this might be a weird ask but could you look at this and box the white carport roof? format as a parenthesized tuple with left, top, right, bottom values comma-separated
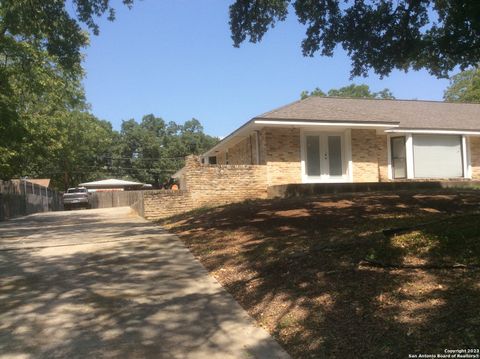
(78, 179, 145, 188)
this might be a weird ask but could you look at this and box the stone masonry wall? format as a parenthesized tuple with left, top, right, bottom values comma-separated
(351, 129, 380, 182)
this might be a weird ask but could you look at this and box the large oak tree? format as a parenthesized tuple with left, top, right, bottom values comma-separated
(229, 0, 480, 78)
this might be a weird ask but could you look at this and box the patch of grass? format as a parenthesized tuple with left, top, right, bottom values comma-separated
(370, 213, 480, 265)
(276, 313, 301, 330)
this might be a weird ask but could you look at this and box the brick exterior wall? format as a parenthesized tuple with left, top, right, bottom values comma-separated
(210, 128, 301, 185)
(228, 134, 257, 165)
(143, 156, 268, 219)
(216, 151, 227, 165)
(263, 127, 302, 185)
(206, 128, 389, 184)
(143, 190, 193, 219)
(213, 133, 259, 165)
(184, 156, 268, 206)
(376, 134, 389, 182)
(141, 131, 480, 220)
(351, 129, 380, 182)
(471, 137, 480, 180)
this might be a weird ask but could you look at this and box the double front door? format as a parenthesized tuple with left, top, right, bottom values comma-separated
(305, 133, 345, 181)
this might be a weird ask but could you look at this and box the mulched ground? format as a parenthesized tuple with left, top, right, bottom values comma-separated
(159, 190, 480, 358)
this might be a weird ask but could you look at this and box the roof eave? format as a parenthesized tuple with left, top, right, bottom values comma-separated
(385, 128, 480, 135)
(253, 118, 400, 128)
(201, 118, 401, 157)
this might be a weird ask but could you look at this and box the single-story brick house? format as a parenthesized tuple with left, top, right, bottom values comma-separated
(141, 96, 480, 219)
(186, 96, 480, 185)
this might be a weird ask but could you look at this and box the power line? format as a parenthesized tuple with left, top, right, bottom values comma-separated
(100, 154, 192, 160)
(68, 165, 182, 171)
(39, 169, 180, 175)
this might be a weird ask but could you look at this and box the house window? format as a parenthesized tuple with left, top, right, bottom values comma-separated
(413, 135, 463, 178)
(208, 156, 217, 165)
(391, 136, 407, 179)
(306, 135, 321, 176)
(328, 136, 342, 176)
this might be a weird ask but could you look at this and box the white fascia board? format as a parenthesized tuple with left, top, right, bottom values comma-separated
(385, 128, 480, 135)
(254, 120, 399, 128)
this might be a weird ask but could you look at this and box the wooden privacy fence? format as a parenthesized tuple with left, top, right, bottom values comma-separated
(88, 191, 144, 217)
(0, 180, 63, 221)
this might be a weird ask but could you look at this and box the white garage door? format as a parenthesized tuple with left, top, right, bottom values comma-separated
(413, 135, 463, 178)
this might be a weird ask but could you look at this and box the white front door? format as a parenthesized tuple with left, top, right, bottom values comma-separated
(304, 133, 346, 182)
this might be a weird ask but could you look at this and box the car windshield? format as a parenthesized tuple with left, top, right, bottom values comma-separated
(67, 188, 87, 193)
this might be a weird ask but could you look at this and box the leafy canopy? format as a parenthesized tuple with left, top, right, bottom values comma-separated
(0, 0, 135, 186)
(301, 84, 395, 100)
(444, 68, 480, 103)
(229, 0, 480, 78)
(0, 0, 134, 148)
(1, 0, 134, 71)
(111, 116, 218, 187)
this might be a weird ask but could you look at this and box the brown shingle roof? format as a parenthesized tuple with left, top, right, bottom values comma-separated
(255, 96, 480, 131)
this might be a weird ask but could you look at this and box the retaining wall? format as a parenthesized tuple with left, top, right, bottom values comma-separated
(142, 156, 268, 220)
(267, 181, 480, 198)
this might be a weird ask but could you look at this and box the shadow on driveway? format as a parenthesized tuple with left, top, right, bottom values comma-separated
(0, 208, 289, 359)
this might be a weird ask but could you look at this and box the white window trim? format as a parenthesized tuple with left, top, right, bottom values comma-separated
(406, 134, 414, 179)
(388, 133, 472, 180)
(463, 135, 472, 179)
(345, 129, 353, 182)
(387, 135, 392, 179)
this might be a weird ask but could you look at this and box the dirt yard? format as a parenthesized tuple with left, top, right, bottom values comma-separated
(160, 190, 480, 359)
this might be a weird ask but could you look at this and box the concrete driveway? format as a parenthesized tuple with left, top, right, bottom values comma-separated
(0, 208, 289, 359)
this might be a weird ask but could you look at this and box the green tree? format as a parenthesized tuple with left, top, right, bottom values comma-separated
(0, 0, 134, 186)
(444, 68, 480, 103)
(300, 87, 325, 99)
(7, 110, 117, 190)
(1, 0, 134, 72)
(229, 0, 480, 78)
(0, 0, 133, 151)
(0, 42, 87, 180)
(116, 115, 218, 187)
(301, 84, 395, 99)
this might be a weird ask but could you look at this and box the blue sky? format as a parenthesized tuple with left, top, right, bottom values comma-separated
(82, 0, 451, 138)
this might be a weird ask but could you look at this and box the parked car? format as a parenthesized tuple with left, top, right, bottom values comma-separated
(63, 187, 90, 210)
